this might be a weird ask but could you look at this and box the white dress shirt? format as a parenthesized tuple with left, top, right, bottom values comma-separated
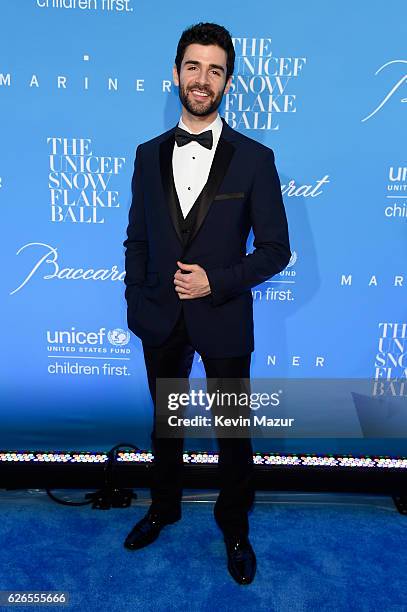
(172, 113, 223, 219)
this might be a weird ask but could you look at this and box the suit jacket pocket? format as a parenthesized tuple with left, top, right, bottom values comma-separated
(214, 192, 245, 201)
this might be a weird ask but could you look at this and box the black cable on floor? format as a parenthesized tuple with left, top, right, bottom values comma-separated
(45, 442, 141, 507)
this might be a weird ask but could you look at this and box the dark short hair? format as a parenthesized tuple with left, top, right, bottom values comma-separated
(175, 22, 235, 81)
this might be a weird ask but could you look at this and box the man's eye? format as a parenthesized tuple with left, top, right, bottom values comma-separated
(212, 71, 220, 76)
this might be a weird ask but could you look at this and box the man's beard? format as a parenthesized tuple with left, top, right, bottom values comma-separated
(178, 81, 225, 117)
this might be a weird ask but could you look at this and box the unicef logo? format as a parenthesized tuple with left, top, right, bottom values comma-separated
(287, 251, 298, 268)
(107, 328, 130, 347)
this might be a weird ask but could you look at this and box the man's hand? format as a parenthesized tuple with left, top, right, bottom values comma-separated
(173, 261, 211, 299)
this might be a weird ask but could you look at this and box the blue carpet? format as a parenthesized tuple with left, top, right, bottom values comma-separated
(0, 490, 406, 612)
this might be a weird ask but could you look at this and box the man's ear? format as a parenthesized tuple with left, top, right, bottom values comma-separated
(224, 75, 232, 95)
(173, 64, 179, 87)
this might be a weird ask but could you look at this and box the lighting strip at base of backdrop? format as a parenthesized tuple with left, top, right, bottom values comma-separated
(1, 451, 406, 469)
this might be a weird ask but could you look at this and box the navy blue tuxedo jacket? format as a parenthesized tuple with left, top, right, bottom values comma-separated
(123, 117, 291, 358)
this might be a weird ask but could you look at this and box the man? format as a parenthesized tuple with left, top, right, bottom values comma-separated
(123, 22, 291, 585)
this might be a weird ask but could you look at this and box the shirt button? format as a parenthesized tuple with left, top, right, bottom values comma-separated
(187, 187, 191, 190)
(192, 157, 195, 160)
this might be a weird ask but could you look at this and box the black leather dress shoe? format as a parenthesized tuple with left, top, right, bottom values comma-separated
(124, 509, 180, 551)
(224, 534, 257, 584)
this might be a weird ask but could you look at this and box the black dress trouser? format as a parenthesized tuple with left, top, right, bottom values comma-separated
(141, 308, 255, 537)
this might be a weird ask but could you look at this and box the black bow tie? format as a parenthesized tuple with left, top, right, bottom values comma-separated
(174, 126, 213, 150)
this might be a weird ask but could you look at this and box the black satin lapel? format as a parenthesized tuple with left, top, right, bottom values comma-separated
(187, 137, 236, 245)
(159, 133, 183, 244)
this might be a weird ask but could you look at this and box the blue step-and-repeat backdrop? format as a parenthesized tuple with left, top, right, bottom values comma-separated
(1, 1, 406, 455)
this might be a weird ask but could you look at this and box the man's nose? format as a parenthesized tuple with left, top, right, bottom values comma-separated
(196, 72, 210, 85)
